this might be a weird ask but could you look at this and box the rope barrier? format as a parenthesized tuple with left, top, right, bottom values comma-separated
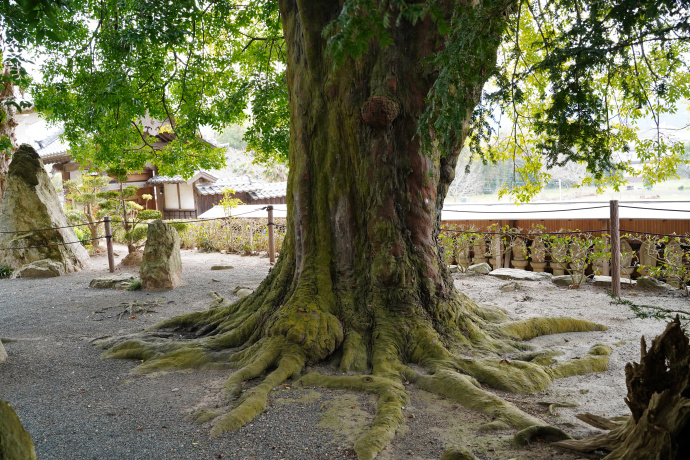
(440, 228, 609, 236)
(619, 205, 690, 213)
(0, 237, 106, 251)
(161, 207, 269, 225)
(0, 220, 106, 234)
(442, 205, 609, 214)
(619, 229, 690, 238)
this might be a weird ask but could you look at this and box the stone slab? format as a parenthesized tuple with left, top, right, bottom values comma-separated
(592, 275, 636, 286)
(488, 268, 552, 281)
(89, 274, 138, 290)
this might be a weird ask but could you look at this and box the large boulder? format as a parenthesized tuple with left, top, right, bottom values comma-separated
(0, 400, 37, 460)
(140, 220, 182, 290)
(0, 144, 89, 276)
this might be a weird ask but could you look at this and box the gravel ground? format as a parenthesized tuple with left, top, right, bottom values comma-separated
(0, 246, 349, 460)
(2, 246, 689, 460)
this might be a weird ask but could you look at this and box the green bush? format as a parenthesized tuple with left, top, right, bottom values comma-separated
(0, 266, 12, 279)
(137, 209, 163, 220)
(179, 218, 286, 255)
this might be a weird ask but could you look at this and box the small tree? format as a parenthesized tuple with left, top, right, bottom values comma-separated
(64, 174, 111, 252)
(98, 185, 161, 254)
(219, 188, 243, 217)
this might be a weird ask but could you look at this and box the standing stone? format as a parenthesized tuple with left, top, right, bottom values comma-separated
(569, 240, 588, 285)
(511, 237, 529, 270)
(620, 240, 635, 280)
(530, 237, 547, 272)
(472, 237, 488, 265)
(0, 144, 89, 276)
(490, 235, 503, 270)
(663, 239, 683, 288)
(638, 239, 658, 276)
(592, 236, 610, 276)
(0, 400, 37, 460)
(0, 340, 6, 363)
(140, 220, 182, 290)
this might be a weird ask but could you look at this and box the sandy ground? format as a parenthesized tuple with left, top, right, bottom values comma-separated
(1, 245, 689, 460)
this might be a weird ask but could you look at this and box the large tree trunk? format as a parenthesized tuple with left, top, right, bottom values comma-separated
(98, 2, 611, 458)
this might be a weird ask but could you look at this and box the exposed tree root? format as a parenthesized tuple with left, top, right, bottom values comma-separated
(554, 317, 690, 459)
(94, 288, 611, 460)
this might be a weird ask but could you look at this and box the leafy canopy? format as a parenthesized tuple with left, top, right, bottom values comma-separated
(23, 0, 690, 199)
(31, 0, 287, 178)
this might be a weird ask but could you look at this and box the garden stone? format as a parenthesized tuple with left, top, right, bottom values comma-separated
(620, 240, 635, 279)
(234, 287, 254, 298)
(89, 274, 138, 290)
(530, 237, 547, 272)
(211, 265, 234, 271)
(638, 240, 657, 276)
(636, 276, 675, 292)
(472, 239, 488, 265)
(511, 237, 529, 270)
(592, 275, 636, 287)
(0, 144, 89, 274)
(499, 281, 520, 292)
(552, 275, 579, 286)
(12, 259, 64, 278)
(140, 220, 182, 290)
(0, 400, 37, 460)
(0, 340, 6, 363)
(489, 268, 552, 281)
(468, 263, 491, 274)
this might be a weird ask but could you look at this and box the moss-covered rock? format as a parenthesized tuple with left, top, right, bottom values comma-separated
(0, 144, 90, 274)
(140, 220, 182, 290)
(0, 400, 37, 460)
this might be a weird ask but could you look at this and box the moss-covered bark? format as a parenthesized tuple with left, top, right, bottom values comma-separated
(96, 2, 612, 459)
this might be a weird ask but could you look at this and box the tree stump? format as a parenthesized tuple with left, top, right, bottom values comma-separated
(555, 317, 690, 459)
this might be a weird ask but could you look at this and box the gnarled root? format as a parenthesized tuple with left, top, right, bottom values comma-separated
(95, 289, 612, 459)
(555, 317, 690, 459)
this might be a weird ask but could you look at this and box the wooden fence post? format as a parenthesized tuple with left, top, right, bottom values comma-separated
(104, 216, 115, 273)
(610, 200, 620, 297)
(267, 206, 275, 264)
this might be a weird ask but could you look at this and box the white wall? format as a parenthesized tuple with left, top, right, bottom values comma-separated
(164, 184, 179, 209)
(179, 183, 195, 210)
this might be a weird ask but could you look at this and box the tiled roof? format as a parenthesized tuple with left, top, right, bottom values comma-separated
(28, 126, 71, 164)
(195, 176, 287, 199)
(147, 171, 219, 185)
(247, 181, 288, 200)
(146, 175, 187, 185)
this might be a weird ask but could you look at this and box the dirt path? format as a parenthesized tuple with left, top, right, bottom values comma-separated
(1, 246, 688, 459)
